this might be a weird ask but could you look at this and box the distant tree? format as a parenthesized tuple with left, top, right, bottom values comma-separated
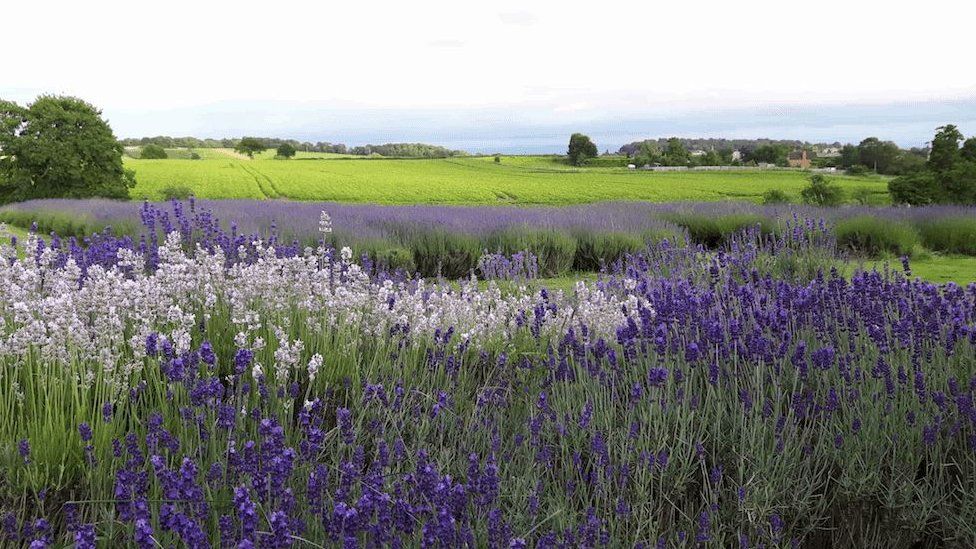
(140, 144, 168, 159)
(0, 95, 135, 204)
(235, 137, 267, 158)
(800, 174, 844, 206)
(838, 144, 860, 168)
(928, 125, 962, 173)
(889, 125, 976, 205)
(749, 144, 789, 166)
(961, 137, 976, 162)
(857, 137, 900, 173)
(494, 154, 501, 163)
(567, 133, 598, 166)
(633, 141, 662, 166)
(276, 143, 297, 159)
(662, 137, 689, 166)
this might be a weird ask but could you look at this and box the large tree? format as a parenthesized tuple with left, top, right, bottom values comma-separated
(857, 137, 900, 173)
(0, 95, 135, 204)
(276, 143, 297, 159)
(889, 124, 976, 205)
(234, 137, 268, 158)
(567, 133, 598, 166)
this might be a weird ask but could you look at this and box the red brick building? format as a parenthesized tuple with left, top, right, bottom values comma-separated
(787, 150, 811, 169)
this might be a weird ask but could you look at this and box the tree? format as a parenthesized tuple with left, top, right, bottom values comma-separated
(140, 144, 168, 159)
(749, 144, 789, 166)
(276, 143, 297, 159)
(800, 174, 844, 206)
(928, 125, 962, 173)
(857, 137, 900, 173)
(567, 133, 598, 166)
(889, 125, 976, 205)
(0, 95, 135, 204)
(961, 137, 976, 162)
(235, 137, 267, 158)
(838, 144, 860, 168)
(662, 137, 689, 166)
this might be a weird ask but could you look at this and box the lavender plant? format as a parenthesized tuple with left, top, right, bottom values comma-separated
(0, 206, 974, 547)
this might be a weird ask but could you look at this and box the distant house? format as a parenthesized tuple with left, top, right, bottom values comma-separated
(689, 149, 707, 157)
(817, 146, 842, 158)
(787, 150, 811, 169)
(731, 150, 743, 162)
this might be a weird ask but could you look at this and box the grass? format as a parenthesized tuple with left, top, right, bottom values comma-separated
(123, 155, 889, 205)
(859, 255, 976, 285)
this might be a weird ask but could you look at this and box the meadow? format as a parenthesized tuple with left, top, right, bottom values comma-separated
(122, 153, 890, 205)
(1, 202, 975, 547)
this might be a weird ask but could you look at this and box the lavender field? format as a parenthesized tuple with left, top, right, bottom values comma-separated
(0, 201, 975, 547)
(3, 199, 976, 279)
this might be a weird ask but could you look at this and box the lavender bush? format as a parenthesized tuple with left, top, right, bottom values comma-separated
(0, 205, 975, 547)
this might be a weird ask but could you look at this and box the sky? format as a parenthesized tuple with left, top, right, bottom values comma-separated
(4, 0, 974, 153)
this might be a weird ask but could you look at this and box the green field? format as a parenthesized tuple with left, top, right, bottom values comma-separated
(123, 154, 889, 204)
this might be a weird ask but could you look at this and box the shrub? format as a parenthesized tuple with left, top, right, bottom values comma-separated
(406, 230, 481, 278)
(664, 212, 777, 248)
(140, 144, 168, 159)
(641, 227, 688, 247)
(835, 216, 920, 257)
(482, 228, 577, 277)
(846, 164, 870, 176)
(801, 174, 844, 207)
(277, 143, 297, 159)
(189, 151, 201, 160)
(915, 217, 976, 255)
(159, 185, 194, 201)
(851, 188, 874, 205)
(371, 246, 416, 273)
(762, 189, 790, 204)
(573, 231, 645, 271)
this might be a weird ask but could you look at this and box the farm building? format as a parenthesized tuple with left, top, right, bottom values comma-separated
(787, 150, 811, 169)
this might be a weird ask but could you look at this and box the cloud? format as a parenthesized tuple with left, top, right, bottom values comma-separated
(497, 10, 538, 26)
(426, 39, 465, 49)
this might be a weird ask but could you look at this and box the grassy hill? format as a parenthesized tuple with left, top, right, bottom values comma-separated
(123, 154, 889, 205)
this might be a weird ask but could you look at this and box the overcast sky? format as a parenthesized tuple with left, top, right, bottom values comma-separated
(4, 0, 974, 152)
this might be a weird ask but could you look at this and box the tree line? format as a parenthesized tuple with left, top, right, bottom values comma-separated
(120, 136, 467, 158)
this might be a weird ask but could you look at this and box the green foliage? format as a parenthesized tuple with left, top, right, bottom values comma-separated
(493, 155, 501, 164)
(0, 95, 135, 204)
(662, 212, 777, 248)
(276, 143, 297, 159)
(928, 124, 962, 173)
(662, 138, 690, 166)
(748, 143, 790, 166)
(835, 216, 919, 257)
(139, 144, 168, 159)
(915, 217, 976, 255)
(234, 137, 267, 158)
(483, 228, 577, 277)
(762, 189, 790, 204)
(851, 187, 873, 205)
(572, 231, 645, 271)
(888, 125, 976, 205)
(801, 174, 844, 207)
(857, 137, 900, 173)
(567, 133, 598, 166)
(0, 208, 138, 239)
(159, 185, 194, 200)
(404, 230, 481, 278)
